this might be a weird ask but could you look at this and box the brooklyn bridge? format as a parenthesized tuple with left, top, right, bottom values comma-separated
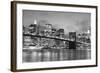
(23, 33, 91, 62)
(22, 20, 91, 62)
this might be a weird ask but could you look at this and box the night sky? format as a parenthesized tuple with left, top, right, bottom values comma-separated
(23, 10, 91, 34)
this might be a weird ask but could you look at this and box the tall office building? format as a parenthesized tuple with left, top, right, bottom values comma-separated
(55, 29, 64, 38)
(29, 24, 37, 34)
(51, 28, 57, 37)
(28, 20, 38, 34)
(45, 24, 52, 36)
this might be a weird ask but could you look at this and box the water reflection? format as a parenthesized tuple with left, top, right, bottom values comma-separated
(23, 49, 91, 62)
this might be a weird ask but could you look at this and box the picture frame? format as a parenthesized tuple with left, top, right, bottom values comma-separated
(11, 1, 98, 72)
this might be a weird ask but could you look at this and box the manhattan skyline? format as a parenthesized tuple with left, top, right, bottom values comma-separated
(23, 10, 91, 34)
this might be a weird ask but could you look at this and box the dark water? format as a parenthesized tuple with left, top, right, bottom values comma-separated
(22, 49, 91, 62)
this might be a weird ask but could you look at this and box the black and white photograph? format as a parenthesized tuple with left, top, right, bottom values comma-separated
(22, 10, 91, 62)
(11, 1, 97, 72)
